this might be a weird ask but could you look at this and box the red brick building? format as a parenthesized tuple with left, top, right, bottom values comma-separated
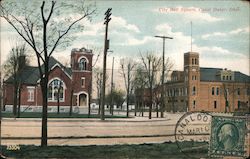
(164, 52, 250, 113)
(135, 52, 250, 113)
(3, 47, 93, 112)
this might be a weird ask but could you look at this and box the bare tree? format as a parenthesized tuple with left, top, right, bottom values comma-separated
(87, 46, 101, 117)
(3, 43, 28, 116)
(140, 52, 161, 119)
(0, 0, 96, 146)
(120, 58, 136, 117)
(133, 65, 147, 116)
(93, 67, 108, 115)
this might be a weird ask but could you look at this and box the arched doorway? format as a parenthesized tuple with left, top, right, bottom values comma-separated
(79, 93, 87, 106)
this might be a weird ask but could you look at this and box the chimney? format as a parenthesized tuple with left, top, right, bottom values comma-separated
(18, 55, 26, 71)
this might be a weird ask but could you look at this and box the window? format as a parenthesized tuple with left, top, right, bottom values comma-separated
(247, 88, 250, 95)
(226, 76, 228, 80)
(212, 87, 215, 95)
(192, 86, 196, 95)
(192, 58, 194, 65)
(238, 101, 241, 109)
(195, 58, 197, 65)
(216, 87, 219, 95)
(192, 75, 196, 80)
(229, 76, 232, 80)
(81, 77, 85, 88)
(27, 87, 35, 102)
(48, 79, 64, 102)
(222, 76, 225, 80)
(237, 88, 240, 95)
(79, 58, 87, 70)
(193, 100, 196, 108)
(214, 101, 217, 109)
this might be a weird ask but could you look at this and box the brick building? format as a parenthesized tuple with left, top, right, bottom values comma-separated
(164, 52, 250, 113)
(3, 47, 93, 113)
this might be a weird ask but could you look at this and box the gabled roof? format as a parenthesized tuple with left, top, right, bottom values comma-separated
(5, 66, 40, 85)
(234, 71, 250, 83)
(200, 67, 250, 83)
(5, 56, 72, 85)
(200, 67, 222, 82)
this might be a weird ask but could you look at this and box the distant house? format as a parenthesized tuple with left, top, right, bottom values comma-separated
(3, 47, 93, 113)
(135, 52, 250, 113)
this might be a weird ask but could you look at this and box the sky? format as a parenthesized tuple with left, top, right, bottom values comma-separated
(1, 0, 249, 78)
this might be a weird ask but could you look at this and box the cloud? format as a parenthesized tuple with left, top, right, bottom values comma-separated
(229, 27, 249, 34)
(194, 46, 246, 58)
(111, 16, 140, 33)
(202, 27, 249, 39)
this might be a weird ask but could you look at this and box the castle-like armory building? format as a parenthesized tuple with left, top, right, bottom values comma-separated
(164, 52, 250, 113)
(3, 47, 93, 113)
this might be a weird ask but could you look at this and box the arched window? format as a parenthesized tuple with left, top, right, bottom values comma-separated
(212, 87, 215, 95)
(192, 86, 196, 95)
(48, 79, 64, 101)
(79, 58, 87, 70)
(216, 87, 220, 95)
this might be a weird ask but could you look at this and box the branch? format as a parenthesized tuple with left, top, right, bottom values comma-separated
(49, 9, 95, 57)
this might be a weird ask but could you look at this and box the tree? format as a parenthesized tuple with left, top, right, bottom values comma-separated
(106, 89, 125, 109)
(87, 46, 101, 117)
(3, 43, 28, 116)
(140, 52, 161, 119)
(120, 58, 136, 117)
(93, 67, 108, 115)
(94, 67, 103, 115)
(133, 65, 147, 116)
(0, 0, 96, 147)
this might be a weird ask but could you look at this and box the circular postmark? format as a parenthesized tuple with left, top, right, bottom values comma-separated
(174, 112, 212, 158)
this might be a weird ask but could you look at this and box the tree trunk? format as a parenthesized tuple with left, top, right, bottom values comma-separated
(156, 103, 159, 118)
(134, 100, 137, 116)
(98, 98, 101, 115)
(69, 89, 73, 116)
(41, 77, 48, 147)
(13, 83, 18, 116)
(126, 94, 129, 117)
(17, 85, 21, 118)
(88, 79, 92, 117)
(57, 97, 60, 114)
(149, 87, 153, 119)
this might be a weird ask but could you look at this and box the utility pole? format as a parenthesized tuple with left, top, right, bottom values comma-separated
(155, 35, 173, 118)
(110, 57, 114, 115)
(0, 16, 3, 157)
(101, 8, 112, 120)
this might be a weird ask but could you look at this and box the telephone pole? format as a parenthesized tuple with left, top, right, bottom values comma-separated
(155, 35, 173, 118)
(101, 8, 112, 120)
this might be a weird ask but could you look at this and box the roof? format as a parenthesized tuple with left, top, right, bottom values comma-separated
(234, 71, 250, 83)
(200, 67, 222, 82)
(5, 56, 72, 85)
(200, 67, 250, 83)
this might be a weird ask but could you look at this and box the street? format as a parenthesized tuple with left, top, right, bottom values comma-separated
(1, 112, 184, 146)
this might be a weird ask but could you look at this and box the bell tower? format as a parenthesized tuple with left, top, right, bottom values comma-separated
(184, 52, 200, 111)
(71, 47, 93, 107)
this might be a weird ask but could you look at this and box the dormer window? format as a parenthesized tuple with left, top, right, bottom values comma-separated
(79, 58, 87, 70)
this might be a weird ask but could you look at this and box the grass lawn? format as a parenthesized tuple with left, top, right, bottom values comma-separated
(1, 112, 128, 118)
(1, 142, 210, 159)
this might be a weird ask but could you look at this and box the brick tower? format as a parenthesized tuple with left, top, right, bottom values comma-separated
(71, 47, 93, 107)
(184, 52, 200, 111)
